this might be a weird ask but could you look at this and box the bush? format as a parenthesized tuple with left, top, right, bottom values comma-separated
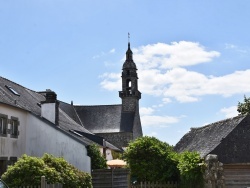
(1, 154, 92, 188)
(86, 144, 107, 169)
(177, 151, 205, 188)
(124, 136, 179, 182)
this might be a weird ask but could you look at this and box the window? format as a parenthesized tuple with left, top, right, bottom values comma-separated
(0, 157, 8, 176)
(10, 117, 19, 138)
(126, 79, 132, 94)
(0, 115, 7, 136)
(5, 85, 20, 96)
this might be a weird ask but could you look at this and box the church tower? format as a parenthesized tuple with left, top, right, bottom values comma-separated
(119, 42, 141, 112)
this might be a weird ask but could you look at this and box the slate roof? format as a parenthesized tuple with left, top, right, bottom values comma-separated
(0, 76, 44, 115)
(120, 112, 135, 132)
(0, 76, 122, 151)
(174, 115, 246, 157)
(74, 105, 122, 133)
(59, 101, 83, 125)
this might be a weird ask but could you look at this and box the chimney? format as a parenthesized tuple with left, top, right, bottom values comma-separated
(41, 90, 59, 125)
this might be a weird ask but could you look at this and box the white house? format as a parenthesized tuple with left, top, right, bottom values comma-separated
(0, 79, 92, 175)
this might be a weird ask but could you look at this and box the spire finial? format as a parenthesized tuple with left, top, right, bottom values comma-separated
(128, 32, 130, 43)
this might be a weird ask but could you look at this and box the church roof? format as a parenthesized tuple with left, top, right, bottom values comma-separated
(174, 115, 246, 157)
(120, 112, 135, 132)
(74, 105, 122, 133)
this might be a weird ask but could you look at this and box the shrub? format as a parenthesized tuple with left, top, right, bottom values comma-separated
(124, 136, 179, 182)
(1, 154, 92, 188)
(86, 144, 107, 169)
(177, 151, 205, 188)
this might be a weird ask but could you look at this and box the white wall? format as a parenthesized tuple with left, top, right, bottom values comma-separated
(0, 104, 28, 158)
(0, 103, 91, 173)
(41, 103, 56, 124)
(25, 114, 91, 173)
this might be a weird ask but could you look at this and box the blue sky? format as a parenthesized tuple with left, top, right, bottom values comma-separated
(1, 1, 250, 145)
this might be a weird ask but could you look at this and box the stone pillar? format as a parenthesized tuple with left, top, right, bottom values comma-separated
(204, 154, 225, 188)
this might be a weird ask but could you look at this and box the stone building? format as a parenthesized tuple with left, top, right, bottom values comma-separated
(67, 42, 143, 148)
(175, 115, 250, 187)
(0, 42, 143, 175)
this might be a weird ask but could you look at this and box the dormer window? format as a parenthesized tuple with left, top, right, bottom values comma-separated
(5, 85, 20, 96)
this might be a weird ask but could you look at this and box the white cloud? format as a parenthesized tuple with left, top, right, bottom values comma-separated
(134, 41, 220, 69)
(100, 41, 250, 104)
(220, 106, 238, 118)
(109, 48, 115, 53)
(225, 43, 249, 54)
(225, 43, 237, 49)
(141, 115, 179, 127)
(140, 107, 154, 115)
(162, 98, 171, 103)
(99, 73, 120, 91)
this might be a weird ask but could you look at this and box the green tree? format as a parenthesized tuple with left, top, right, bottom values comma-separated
(177, 151, 205, 188)
(1, 154, 92, 188)
(237, 95, 250, 115)
(86, 144, 107, 169)
(123, 136, 179, 182)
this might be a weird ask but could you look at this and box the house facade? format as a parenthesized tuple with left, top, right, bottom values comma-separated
(0, 87, 91, 175)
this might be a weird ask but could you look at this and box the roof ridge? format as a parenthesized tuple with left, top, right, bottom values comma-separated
(74, 104, 121, 107)
(190, 114, 246, 130)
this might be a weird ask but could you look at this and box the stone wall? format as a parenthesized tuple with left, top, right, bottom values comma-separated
(204, 154, 225, 188)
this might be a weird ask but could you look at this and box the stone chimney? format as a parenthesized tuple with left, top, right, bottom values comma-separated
(41, 90, 59, 125)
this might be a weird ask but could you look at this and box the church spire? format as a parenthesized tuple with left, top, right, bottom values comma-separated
(126, 42, 133, 61)
(125, 33, 134, 64)
(119, 41, 141, 112)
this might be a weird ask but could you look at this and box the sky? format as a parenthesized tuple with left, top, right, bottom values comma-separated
(1, 1, 250, 145)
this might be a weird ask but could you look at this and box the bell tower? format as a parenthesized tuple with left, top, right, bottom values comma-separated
(119, 42, 141, 112)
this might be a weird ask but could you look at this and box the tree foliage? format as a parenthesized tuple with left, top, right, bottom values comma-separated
(86, 144, 107, 169)
(177, 151, 205, 188)
(123, 136, 179, 182)
(1, 154, 92, 188)
(124, 136, 205, 186)
(237, 95, 250, 115)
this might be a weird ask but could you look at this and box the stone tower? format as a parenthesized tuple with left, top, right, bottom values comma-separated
(119, 42, 141, 112)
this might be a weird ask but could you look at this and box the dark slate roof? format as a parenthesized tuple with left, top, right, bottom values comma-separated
(74, 130, 122, 152)
(0, 76, 44, 115)
(58, 108, 93, 134)
(59, 101, 83, 125)
(0, 77, 106, 145)
(120, 112, 135, 132)
(174, 115, 246, 157)
(74, 105, 122, 133)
